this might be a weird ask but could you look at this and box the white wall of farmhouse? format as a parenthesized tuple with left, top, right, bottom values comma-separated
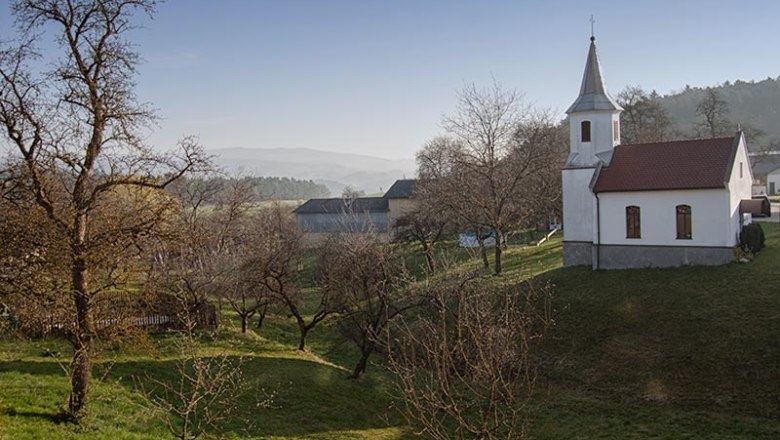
(562, 167, 597, 242)
(767, 169, 780, 195)
(598, 189, 732, 247)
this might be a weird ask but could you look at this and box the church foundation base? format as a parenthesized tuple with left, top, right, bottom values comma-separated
(563, 241, 593, 267)
(593, 245, 734, 270)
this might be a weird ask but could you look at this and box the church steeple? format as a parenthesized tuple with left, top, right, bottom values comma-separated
(567, 37, 622, 114)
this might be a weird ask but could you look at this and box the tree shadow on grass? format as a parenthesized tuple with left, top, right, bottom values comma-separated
(108, 355, 405, 439)
(1, 407, 62, 424)
(1, 355, 407, 438)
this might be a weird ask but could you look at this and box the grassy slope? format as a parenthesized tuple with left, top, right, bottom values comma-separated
(2, 230, 780, 438)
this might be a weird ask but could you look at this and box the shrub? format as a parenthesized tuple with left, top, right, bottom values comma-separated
(740, 223, 766, 254)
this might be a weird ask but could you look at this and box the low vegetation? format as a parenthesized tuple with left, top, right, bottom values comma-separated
(2, 230, 780, 438)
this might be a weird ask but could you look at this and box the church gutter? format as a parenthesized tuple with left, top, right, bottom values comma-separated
(595, 192, 601, 270)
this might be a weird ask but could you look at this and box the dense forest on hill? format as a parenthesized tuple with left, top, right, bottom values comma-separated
(174, 175, 331, 201)
(658, 77, 780, 146)
(252, 176, 331, 199)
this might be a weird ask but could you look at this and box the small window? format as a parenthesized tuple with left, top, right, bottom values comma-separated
(740, 162, 743, 178)
(626, 206, 641, 239)
(581, 120, 591, 142)
(613, 120, 619, 142)
(676, 205, 692, 239)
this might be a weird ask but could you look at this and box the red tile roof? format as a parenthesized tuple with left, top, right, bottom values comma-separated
(593, 135, 739, 193)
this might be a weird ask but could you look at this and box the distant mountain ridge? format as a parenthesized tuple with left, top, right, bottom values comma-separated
(208, 147, 416, 195)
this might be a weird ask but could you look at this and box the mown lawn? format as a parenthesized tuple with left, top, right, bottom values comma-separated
(2, 229, 780, 439)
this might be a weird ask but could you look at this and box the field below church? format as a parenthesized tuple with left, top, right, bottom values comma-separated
(2, 229, 780, 439)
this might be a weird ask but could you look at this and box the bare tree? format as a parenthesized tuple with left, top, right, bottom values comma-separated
(617, 85, 673, 144)
(417, 85, 565, 275)
(0, 1, 211, 420)
(387, 278, 553, 440)
(150, 175, 261, 333)
(319, 232, 422, 379)
(135, 303, 250, 440)
(696, 88, 731, 138)
(244, 204, 335, 351)
(392, 199, 449, 274)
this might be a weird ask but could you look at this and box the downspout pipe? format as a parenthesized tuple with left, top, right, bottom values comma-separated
(595, 192, 601, 270)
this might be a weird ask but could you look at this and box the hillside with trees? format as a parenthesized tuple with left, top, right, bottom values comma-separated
(617, 77, 780, 150)
(661, 77, 780, 143)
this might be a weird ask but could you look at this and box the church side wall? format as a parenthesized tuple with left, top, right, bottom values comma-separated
(562, 168, 597, 266)
(598, 189, 731, 247)
(562, 168, 597, 242)
(728, 136, 755, 246)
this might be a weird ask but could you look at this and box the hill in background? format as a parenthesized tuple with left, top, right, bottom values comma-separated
(209, 147, 416, 196)
(659, 77, 780, 145)
(206, 77, 780, 195)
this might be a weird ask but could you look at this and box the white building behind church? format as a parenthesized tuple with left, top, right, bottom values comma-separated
(562, 36, 754, 269)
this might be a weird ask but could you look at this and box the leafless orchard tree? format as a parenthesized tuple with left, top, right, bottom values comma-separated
(0, 0, 212, 421)
(149, 175, 260, 331)
(135, 302, 250, 440)
(318, 232, 423, 379)
(616, 85, 673, 144)
(417, 84, 566, 274)
(387, 278, 553, 440)
(242, 204, 336, 351)
(392, 197, 450, 274)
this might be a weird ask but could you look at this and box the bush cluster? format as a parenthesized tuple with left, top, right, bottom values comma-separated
(740, 222, 766, 254)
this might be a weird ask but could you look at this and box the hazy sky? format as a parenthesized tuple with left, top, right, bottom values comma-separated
(2, 0, 780, 160)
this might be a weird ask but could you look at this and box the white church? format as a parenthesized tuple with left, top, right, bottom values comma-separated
(562, 36, 754, 269)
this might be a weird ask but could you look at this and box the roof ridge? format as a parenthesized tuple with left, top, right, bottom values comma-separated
(618, 135, 736, 148)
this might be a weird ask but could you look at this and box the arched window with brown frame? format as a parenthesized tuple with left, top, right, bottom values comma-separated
(626, 205, 641, 239)
(676, 205, 692, 239)
(581, 120, 591, 142)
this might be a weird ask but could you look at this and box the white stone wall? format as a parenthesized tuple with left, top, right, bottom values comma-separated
(562, 167, 597, 242)
(597, 189, 732, 247)
(568, 111, 620, 166)
(727, 135, 754, 245)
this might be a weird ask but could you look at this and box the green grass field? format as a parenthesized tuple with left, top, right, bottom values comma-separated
(2, 230, 780, 439)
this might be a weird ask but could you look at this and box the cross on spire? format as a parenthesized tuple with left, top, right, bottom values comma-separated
(590, 15, 596, 41)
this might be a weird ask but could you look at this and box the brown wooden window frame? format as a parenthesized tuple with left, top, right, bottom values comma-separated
(613, 120, 619, 142)
(626, 205, 641, 239)
(581, 120, 591, 142)
(676, 204, 692, 240)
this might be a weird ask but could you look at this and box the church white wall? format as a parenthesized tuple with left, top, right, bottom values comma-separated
(562, 168, 597, 242)
(568, 111, 619, 165)
(728, 135, 755, 245)
(597, 189, 731, 247)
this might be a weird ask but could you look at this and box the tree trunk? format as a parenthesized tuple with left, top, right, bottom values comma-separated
(256, 306, 267, 329)
(68, 336, 93, 421)
(476, 230, 490, 269)
(422, 242, 436, 273)
(494, 230, 503, 275)
(350, 348, 373, 379)
(67, 254, 94, 422)
(297, 325, 310, 351)
(240, 314, 247, 333)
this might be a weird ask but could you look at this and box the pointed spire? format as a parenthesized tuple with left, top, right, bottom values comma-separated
(567, 37, 622, 113)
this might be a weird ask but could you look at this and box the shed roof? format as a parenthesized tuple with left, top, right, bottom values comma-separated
(383, 179, 417, 199)
(593, 134, 741, 193)
(293, 197, 388, 214)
